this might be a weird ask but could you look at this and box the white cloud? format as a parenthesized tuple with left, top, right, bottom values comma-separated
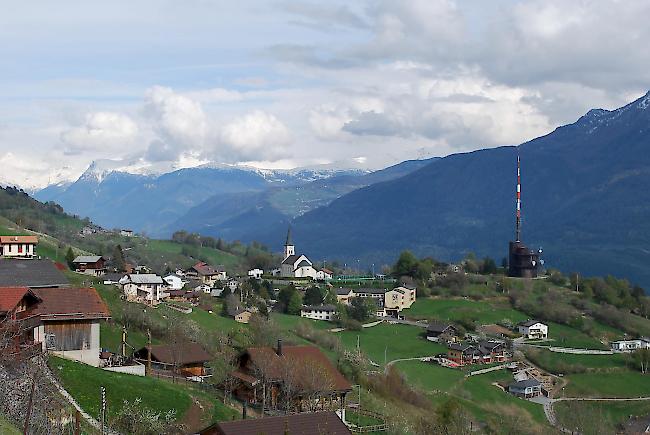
(219, 110, 291, 161)
(60, 111, 138, 155)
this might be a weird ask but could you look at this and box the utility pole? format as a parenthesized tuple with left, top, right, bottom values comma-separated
(356, 335, 360, 357)
(121, 326, 127, 357)
(146, 329, 152, 377)
(100, 386, 106, 435)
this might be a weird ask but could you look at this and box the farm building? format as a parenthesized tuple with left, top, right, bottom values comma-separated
(0, 235, 38, 258)
(72, 255, 106, 276)
(198, 411, 352, 435)
(426, 322, 458, 342)
(133, 342, 212, 377)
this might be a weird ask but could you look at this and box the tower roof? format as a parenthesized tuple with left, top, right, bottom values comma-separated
(285, 226, 293, 246)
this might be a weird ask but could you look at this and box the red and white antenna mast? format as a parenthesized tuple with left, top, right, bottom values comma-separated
(516, 151, 521, 242)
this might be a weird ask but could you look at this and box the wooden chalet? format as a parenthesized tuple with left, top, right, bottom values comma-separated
(232, 340, 352, 415)
(133, 342, 212, 376)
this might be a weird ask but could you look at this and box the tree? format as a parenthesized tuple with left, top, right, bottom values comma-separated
(304, 286, 324, 305)
(393, 251, 419, 278)
(348, 297, 375, 322)
(112, 244, 126, 272)
(287, 292, 303, 315)
(479, 257, 497, 275)
(632, 348, 650, 374)
(65, 247, 75, 270)
(277, 284, 298, 313)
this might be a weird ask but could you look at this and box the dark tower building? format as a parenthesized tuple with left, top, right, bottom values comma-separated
(508, 153, 539, 278)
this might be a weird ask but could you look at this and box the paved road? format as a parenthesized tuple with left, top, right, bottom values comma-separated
(387, 318, 428, 328)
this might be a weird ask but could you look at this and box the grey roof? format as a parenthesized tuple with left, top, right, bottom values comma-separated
(354, 288, 387, 295)
(478, 340, 504, 352)
(73, 255, 104, 263)
(296, 259, 311, 268)
(448, 343, 474, 352)
(303, 304, 337, 312)
(281, 254, 301, 265)
(509, 378, 541, 388)
(285, 226, 293, 246)
(519, 320, 545, 327)
(124, 274, 164, 284)
(0, 259, 69, 288)
(335, 288, 353, 295)
(427, 321, 455, 334)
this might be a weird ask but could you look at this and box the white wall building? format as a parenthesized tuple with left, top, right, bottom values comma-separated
(163, 274, 185, 291)
(301, 305, 337, 321)
(120, 274, 167, 304)
(279, 228, 319, 279)
(248, 268, 264, 279)
(0, 235, 38, 258)
(517, 320, 548, 339)
(611, 338, 650, 352)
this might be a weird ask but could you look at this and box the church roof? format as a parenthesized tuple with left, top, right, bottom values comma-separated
(281, 254, 301, 265)
(295, 259, 311, 268)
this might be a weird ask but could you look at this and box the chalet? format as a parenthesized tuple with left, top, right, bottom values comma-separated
(517, 320, 548, 339)
(186, 262, 227, 286)
(301, 304, 337, 321)
(426, 322, 458, 342)
(477, 340, 508, 363)
(1, 286, 110, 367)
(133, 342, 212, 376)
(447, 343, 479, 366)
(334, 288, 354, 305)
(611, 338, 650, 352)
(447, 340, 508, 365)
(247, 268, 264, 279)
(72, 255, 106, 276)
(163, 274, 185, 291)
(232, 340, 352, 415)
(508, 379, 542, 399)
(119, 273, 167, 304)
(280, 228, 318, 279)
(198, 411, 352, 435)
(0, 259, 69, 288)
(0, 235, 38, 258)
(316, 268, 334, 280)
(227, 304, 253, 323)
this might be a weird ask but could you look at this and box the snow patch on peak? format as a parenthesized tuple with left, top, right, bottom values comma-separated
(638, 91, 650, 110)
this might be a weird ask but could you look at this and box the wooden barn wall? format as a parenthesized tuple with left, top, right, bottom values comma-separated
(44, 320, 91, 351)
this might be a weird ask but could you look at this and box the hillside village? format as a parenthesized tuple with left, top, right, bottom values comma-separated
(1, 193, 650, 435)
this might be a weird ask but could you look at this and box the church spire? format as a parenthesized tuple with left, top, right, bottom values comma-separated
(285, 226, 293, 246)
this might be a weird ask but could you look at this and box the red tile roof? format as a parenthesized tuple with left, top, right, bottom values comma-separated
(192, 262, 219, 276)
(0, 286, 33, 312)
(28, 287, 110, 320)
(0, 235, 38, 244)
(199, 411, 352, 435)
(244, 345, 352, 392)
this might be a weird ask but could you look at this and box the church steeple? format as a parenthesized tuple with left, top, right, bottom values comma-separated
(283, 226, 295, 259)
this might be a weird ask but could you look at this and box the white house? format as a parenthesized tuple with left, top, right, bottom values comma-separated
(248, 268, 264, 279)
(120, 229, 134, 237)
(300, 304, 337, 321)
(517, 320, 548, 339)
(316, 269, 333, 280)
(611, 338, 650, 352)
(226, 279, 239, 292)
(163, 274, 185, 291)
(0, 235, 38, 258)
(120, 273, 167, 304)
(279, 228, 319, 279)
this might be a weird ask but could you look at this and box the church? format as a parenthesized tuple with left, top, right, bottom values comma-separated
(279, 228, 319, 279)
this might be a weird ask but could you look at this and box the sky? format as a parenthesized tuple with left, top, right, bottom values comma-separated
(1, 0, 649, 189)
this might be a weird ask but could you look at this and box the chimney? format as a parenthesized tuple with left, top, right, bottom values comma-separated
(276, 339, 283, 356)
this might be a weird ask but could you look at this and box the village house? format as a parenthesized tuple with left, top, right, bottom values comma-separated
(508, 379, 543, 399)
(247, 268, 264, 279)
(517, 320, 548, 339)
(279, 228, 319, 279)
(227, 304, 253, 323)
(163, 274, 185, 291)
(447, 340, 508, 366)
(301, 304, 337, 321)
(232, 340, 352, 416)
(0, 259, 69, 288)
(120, 273, 168, 304)
(611, 338, 650, 352)
(72, 255, 106, 276)
(426, 321, 458, 342)
(226, 278, 239, 292)
(0, 235, 38, 258)
(383, 286, 416, 316)
(186, 261, 227, 286)
(133, 342, 212, 377)
(0, 286, 110, 367)
(316, 268, 333, 280)
(198, 411, 352, 435)
(119, 229, 134, 237)
(334, 288, 355, 305)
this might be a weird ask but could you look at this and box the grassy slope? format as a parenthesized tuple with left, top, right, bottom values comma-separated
(407, 297, 528, 324)
(144, 239, 241, 269)
(0, 414, 20, 435)
(49, 356, 237, 423)
(563, 371, 650, 398)
(555, 400, 650, 432)
(526, 348, 629, 373)
(337, 323, 446, 365)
